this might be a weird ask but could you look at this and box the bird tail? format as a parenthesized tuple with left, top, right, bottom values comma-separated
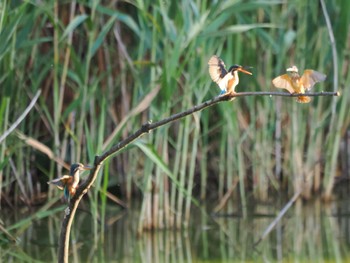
(296, 96, 311, 103)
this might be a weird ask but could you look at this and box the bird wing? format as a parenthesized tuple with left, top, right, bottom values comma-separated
(301, 70, 326, 90)
(272, 74, 295, 94)
(208, 55, 227, 84)
(47, 175, 71, 190)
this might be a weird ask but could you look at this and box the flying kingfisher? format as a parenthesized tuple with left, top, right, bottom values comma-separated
(272, 65, 326, 103)
(208, 55, 252, 95)
(47, 163, 92, 201)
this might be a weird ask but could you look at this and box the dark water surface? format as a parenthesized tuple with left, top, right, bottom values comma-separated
(2, 195, 350, 262)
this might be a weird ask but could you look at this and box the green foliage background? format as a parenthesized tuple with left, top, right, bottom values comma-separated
(0, 0, 349, 212)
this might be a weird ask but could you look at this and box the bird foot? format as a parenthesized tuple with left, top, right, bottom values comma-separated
(227, 91, 237, 101)
(218, 90, 227, 96)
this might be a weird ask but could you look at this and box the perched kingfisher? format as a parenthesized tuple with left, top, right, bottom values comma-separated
(272, 65, 326, 103)
(47, 163, 92, 201)
(208, 55, 252, 95)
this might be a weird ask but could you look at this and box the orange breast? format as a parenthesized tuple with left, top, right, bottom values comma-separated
(291, 77, 305, 93)
(227, 78, 238, 93)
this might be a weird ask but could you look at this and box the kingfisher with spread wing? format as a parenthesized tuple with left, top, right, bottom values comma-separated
(47, 163, 92, 201)
(208, 55, 252, 95)
(272, 65, 326, 103)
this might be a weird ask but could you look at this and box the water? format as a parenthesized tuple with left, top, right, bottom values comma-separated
(2, 195, 350, 262)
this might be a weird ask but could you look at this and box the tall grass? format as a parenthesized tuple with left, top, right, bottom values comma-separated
(0, 0, 349, 233)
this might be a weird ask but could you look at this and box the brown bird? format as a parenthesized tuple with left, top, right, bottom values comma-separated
(272, 65, 326, 103)
(208, 55, 252, 95)
(47, 163, 91, 201)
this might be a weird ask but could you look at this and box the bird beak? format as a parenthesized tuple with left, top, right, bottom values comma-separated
(82, 165, 92, 171)
(237, 67, 252, 75)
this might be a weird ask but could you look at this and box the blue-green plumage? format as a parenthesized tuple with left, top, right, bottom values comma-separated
(64, 186, 70, 201)
(47, 163, 92, 202)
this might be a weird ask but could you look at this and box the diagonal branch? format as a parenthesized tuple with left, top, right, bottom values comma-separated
(57, 90, 339, 263)
(253, 190, 301, 247)
(0, 90, 41, 144)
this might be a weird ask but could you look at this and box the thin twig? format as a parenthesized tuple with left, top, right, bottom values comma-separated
(98, 91, 339, 162)
(233, 91, 339, 97)
(254, 190, 301, 247)
(57, 90, 339, 263)
(213, 177, 239, 213)
(0, 89, 41, 144)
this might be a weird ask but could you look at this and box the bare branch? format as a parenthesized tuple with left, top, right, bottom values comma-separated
(0, 90, 41, 143)
(232, 91, 339, 97)
(57, 90, 339, 263)
(254, 190, 301, 247)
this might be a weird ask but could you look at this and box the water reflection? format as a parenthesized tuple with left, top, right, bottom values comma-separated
(2, 196, 350, 262)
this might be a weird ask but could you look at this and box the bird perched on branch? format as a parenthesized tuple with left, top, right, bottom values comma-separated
(47, 163, 91, 201)
(208, 55, 252, 95)
(272, 65, 326, 103)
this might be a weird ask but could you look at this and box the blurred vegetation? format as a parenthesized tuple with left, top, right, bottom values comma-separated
(0, 0, 349, 232)
(2, 198, 350, 262)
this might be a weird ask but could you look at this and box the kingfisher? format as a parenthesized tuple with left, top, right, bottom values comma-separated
(47, 163, 92, 201)
(208, 55, 252, 95)
(272, 65, 326, 103)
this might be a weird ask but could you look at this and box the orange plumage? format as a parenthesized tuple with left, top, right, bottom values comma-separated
(272, 65, 326, 103)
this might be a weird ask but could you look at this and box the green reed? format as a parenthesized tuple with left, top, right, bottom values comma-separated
(0, 0, 349, 237)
